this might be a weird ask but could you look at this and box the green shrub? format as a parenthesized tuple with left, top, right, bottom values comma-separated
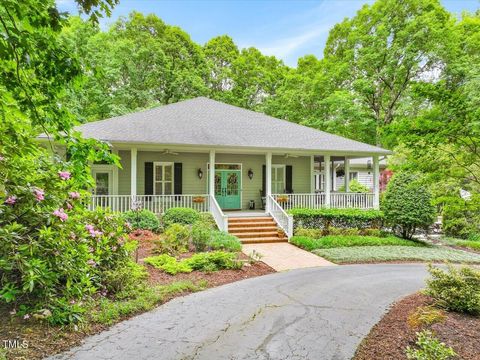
(360, 228, 388, 237)
(289, 208, 384, 232)
(162, 207, 200, 226)
(184, 251, 242, 272)
(208, 231, 242, 252)
(407, 306, 446, 329)
(191, 221, 211, 252)
(197, 212, 218, 229)
(441, 194, 480, 239)
(122, 209, 160, 232)
(155, 223, 190, 255)
(406, 330, 456, 360)
(424, 264, 480, 315)
(145, 251, 242, 274)
(294, 228, 323, 238)
(382, 172, 436, 239)
(144, 254, 192, 275)
(328, 227, 361, 236)
(337, 179, 370, 193)
(103, 261, 148, 295)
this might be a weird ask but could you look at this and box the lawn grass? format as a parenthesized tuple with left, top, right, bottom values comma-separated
(314, 246, 480, 264)
(291, 235, 425, 251)
(440, 237, 480, 251)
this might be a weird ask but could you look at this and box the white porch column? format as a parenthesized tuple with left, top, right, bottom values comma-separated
(373, 155, 380, 210)
(265, 152, 272, 212)
(130, 148, 137, 200)
(310, 155, 315, 193)
(344, 157, 350, 192)
(209, 150, 215, 196)
(324, 155, 331, 207)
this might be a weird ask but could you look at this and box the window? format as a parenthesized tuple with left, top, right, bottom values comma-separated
(314, 172, 325, 191)
(92, 165, 114, 195)
(154, 162, 174, 195)
(349, 172, 358, 181)
(271, 165, 285, 194)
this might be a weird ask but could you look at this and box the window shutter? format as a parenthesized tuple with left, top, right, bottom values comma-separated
(286, 165, 293, 193)
(144, 162, 154, 195)
(262, 165, 266, 196)
(174, 163, 182, 195)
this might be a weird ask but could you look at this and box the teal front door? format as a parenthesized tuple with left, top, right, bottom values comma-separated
(215, 170, 241, 210)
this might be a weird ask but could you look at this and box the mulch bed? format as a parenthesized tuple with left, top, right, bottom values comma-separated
(354, 293, 480, 360)
(1, 234, 275, 360)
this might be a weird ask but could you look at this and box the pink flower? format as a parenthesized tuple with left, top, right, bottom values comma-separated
(69, 300, 76, 305)
(53, 208, 68, 222)
(111, 246, 117, 252)
(58, 171, 71, 180)
(5, 196, 16, 205)
(23, 314, 30, 320)
(66, 203, 73, 210)
(88, 247, 94, 253)
(33, 188, 45, 202)
(0, 155, 4, 161)
(69, 191, 80, 199)
(87, 259, 96, 267)
(85, 224, 102, 237)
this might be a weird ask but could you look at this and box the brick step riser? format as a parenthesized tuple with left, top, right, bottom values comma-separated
(228, 227, 279, 233)
(232, 232, 279, 239)
(228, 218, 274, 223)
(241, 239, 288, 244)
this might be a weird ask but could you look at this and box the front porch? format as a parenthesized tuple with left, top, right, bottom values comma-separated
(88, 148, 381, 239)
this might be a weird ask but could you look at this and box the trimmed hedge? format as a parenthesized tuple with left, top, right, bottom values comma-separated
(289, 208, 384, 232)
(162, 207, 200, 226)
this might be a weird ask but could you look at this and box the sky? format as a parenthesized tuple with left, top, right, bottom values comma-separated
(57, 0, 480, 67)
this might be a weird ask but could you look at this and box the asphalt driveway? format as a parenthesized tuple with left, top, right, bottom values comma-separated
(51, 264, 428, 360)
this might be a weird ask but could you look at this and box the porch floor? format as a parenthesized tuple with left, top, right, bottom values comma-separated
(224, 210, 267, 218)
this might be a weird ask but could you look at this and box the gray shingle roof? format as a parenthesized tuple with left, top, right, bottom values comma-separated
(65, 97, 391, 154)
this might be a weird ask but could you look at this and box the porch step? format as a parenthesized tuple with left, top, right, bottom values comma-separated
(228, 216, 287, 244)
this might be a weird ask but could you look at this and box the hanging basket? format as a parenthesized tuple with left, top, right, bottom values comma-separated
(276, 195, 288, 203)
(192, 196, 206, 203)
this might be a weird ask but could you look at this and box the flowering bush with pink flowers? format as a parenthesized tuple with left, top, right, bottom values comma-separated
(0, 152, 135, 324)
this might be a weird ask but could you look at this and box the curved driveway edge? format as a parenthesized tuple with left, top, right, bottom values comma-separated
(50, 264, 428, 360)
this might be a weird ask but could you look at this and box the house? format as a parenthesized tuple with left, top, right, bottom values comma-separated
(313, 157, 388, 192)
(39, 97, 391, 241)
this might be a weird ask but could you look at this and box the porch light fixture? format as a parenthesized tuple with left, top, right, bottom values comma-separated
(197, 168, 203, 179)
(248, 169, 254, 180)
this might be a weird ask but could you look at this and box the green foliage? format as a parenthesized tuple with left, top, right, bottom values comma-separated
(144, 254, 192, 275)
(441, 237, 480, 251)
(382, 173, 436, 239)
(425, 264, 480, 315)
(289, 208, 384, 232)
(441, 195, 480, 239)
(145, 251, 242, 274)
(90, 281, 205, 325)
(406, 330, 456, 360)
(291, 235, 424, 251)
(123, 209, 160, 232)
(337, 179, 370, 193)
(191, 221, 211, 252)
(102, 261, 148, 295)
(155, 223, 190, 255)
(314, 246, 480, 264)
(184, 251, 242, 272)
(162, 207, 200, 226)
(207, 231, 242, 252)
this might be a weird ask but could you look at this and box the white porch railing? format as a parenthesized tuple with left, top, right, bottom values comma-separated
(330, 192, 374, 209)
(87, 194, 210, 214)
(272, 192, 375, 210)
(209, 194, 228, 232)
(267, 195, 293, 239)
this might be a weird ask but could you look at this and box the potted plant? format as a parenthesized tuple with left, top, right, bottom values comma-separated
(192, 196, 206, 203)
(276, 195, 288, 203)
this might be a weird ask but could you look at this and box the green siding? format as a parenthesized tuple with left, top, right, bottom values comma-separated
(115, 150, 311, 210)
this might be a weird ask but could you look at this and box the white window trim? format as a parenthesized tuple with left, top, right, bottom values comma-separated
(349, 171, 359, 181)
(271, 164, 286, 194)
(91, 164, 115, 195)
(153, 162, 174, 195)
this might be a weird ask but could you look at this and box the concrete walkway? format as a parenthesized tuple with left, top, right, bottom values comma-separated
(242, 242, 335, 271)
(50, 264, 428, 360)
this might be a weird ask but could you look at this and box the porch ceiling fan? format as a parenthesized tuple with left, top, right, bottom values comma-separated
(284, 153, 299, 158)
(159, 149, 179, 155)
